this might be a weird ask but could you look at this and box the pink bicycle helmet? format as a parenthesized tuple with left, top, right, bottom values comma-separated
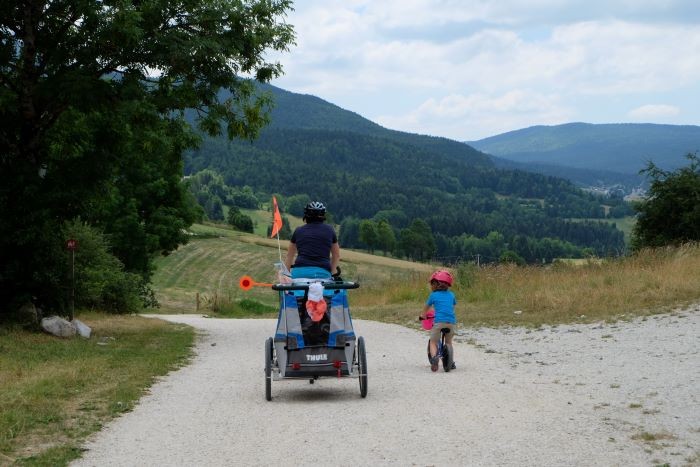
(430, 270, 453, 286)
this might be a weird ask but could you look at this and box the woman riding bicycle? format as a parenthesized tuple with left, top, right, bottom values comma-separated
(284, 201, 341, 280)
(419, 270, 456, 372)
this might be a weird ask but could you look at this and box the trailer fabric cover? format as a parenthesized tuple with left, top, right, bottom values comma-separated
(274, 289, 355, 349)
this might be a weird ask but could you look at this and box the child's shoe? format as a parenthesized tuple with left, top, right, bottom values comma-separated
(430, 356, 439, 372)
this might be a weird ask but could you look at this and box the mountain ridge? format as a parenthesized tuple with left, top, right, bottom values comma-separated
(468, 122, 700, 175)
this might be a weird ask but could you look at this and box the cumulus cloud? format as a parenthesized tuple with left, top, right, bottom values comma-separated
(376, 91, 574, 140)
(628, 104, 681, 120)
(271, 1, 700, 139)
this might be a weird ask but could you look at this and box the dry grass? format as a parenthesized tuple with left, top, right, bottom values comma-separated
(354, 244, 700, 327)
(457, 244, 700, 326)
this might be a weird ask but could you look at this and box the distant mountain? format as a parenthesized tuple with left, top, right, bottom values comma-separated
(468, 123, 700, 175)
(259, 84, 493, 168)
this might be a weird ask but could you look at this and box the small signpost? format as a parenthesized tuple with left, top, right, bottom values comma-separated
(67, 239, 78, 320)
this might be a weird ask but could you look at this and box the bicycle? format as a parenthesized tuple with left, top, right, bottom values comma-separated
(419, 317, 455, 372)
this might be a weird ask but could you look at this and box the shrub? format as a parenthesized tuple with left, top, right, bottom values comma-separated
(633, 153, 700, 249)
(62, 220, 153, 313)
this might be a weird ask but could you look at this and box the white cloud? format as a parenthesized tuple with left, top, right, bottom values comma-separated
(627, 104, 681, 120)
(271, 1, 700, 139)
(376, 91, 574, 140)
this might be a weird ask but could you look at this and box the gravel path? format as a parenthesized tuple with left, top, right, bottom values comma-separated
(73, 307, 699, 467)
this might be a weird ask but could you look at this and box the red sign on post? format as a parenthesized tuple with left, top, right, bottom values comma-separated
(66, 239, 78, 251)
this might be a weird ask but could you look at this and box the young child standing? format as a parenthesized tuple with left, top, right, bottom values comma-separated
(419, 270, 456, 372)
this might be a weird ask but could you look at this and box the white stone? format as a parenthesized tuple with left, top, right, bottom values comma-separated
(72, 319, 92, 338)
(41, 316, 76, 338)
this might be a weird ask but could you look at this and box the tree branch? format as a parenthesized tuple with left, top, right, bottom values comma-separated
(37, 7, 82, 76)
(0, 74, 19, 93)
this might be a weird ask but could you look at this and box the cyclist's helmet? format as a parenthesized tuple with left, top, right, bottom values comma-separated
(303, 201, 326, 221)
(430, 270, 453, 287)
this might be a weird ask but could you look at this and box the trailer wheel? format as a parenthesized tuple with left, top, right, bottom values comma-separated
(357, 336, 368, 398)
(265, 337, 273, 401)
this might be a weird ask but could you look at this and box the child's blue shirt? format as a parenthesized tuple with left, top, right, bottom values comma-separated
(426, 290, 456, 324)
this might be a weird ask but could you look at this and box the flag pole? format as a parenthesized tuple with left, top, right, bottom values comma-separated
(270, 195, 284, 264)
(276, 231, 282, 263)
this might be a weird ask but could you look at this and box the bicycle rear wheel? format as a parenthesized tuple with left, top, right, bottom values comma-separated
(442, 343, 453, 372)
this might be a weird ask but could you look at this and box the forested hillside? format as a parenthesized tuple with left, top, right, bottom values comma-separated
(185, 85, 630, 264)
(469, 122, 700, 175)
(491, 156, 644, 191)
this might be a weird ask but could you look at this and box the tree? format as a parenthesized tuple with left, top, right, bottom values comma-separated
(399, 219, 436, 261)
(632, 154, 700, 249)
(339, 217, 361, 248)
(266, 215, 291, 239)
(189, 170, 229, 201)
(227, 206, 254, 233)
(205, 196, 225, 221)
(228, 186, 259, 209)
(359, 220, 379, 253)
(499, 250, 525, 266)
(376, 219, 396, 255)
(0, 0, 295, 315)
(278, 215, 292, 240)
(284, 194, 311, 217)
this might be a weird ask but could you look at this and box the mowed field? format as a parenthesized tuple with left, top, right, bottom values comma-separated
(152, 223, 433, 313)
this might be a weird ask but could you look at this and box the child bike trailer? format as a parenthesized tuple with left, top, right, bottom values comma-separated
(264, 279, 367, 401)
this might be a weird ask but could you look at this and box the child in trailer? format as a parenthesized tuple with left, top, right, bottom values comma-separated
(419, 270, 457, 372)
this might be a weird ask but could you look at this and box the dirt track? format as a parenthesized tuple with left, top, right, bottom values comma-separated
(72, 310, 699, 466)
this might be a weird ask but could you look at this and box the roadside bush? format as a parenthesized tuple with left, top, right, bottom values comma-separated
(633, 153, 700, 249)
(62, 220, 152, 313)
(499, 250, 526, 266)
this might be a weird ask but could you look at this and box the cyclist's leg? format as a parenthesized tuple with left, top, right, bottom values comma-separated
(445, 327, 454, 344)
(428, 326, 441, 371)
(428, 326, 441, 357)
(444, 324, 456, 369)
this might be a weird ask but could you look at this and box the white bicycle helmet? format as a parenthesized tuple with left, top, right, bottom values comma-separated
(303, 201, 326, 220)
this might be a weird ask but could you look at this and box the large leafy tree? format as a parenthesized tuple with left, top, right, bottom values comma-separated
(0, 0, 294, 314)
(632, 153, 700, 249)
(399, 219, 436, 261)
(375, 219, 396, 255)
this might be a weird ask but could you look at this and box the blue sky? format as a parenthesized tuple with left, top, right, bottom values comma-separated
(269, 0, 700, 141)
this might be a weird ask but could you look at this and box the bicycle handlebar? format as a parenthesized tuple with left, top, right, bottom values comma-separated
(271, 281, 360, 291)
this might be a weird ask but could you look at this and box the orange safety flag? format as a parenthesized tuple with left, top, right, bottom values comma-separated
(270, 196, 283, 238)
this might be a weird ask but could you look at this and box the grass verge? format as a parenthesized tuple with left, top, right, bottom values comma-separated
(0, 312, 195, 466)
